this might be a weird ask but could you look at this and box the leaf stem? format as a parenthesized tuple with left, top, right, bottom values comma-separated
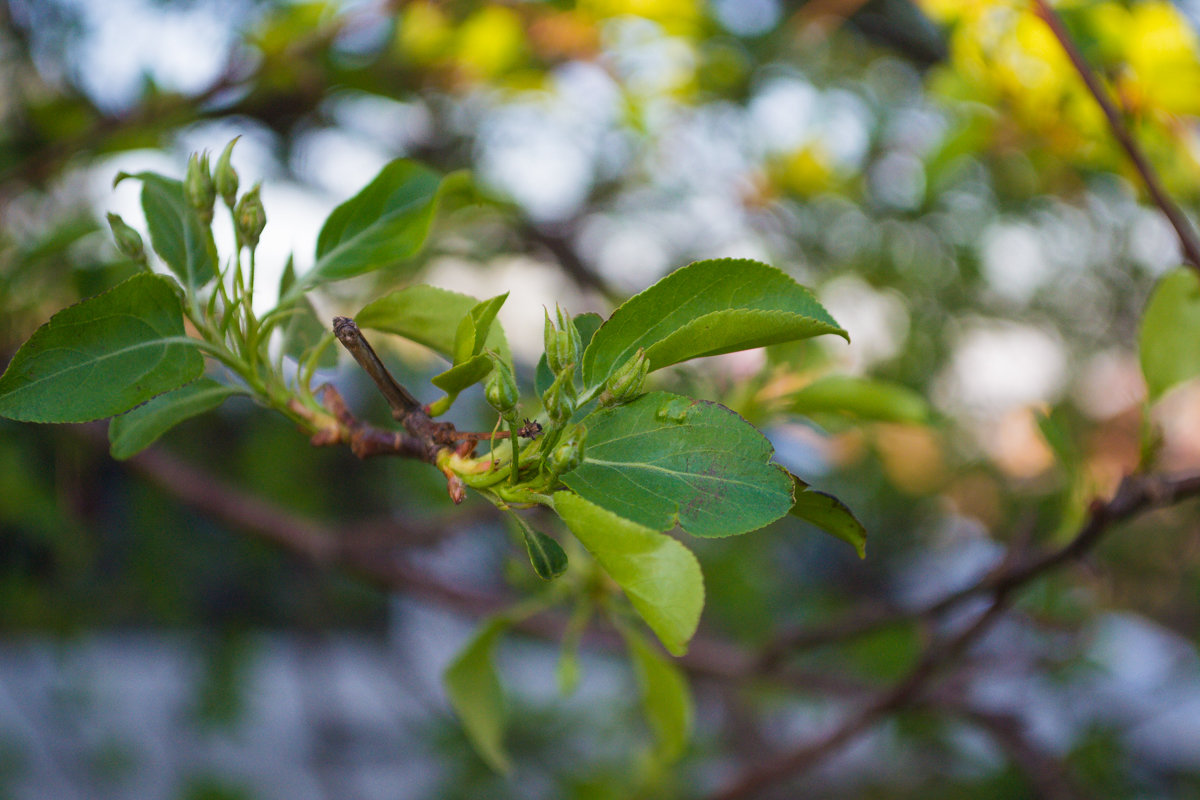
(508, 419, 521, 486)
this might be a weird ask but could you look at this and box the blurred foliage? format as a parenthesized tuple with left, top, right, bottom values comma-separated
(6, 0, 1200, 797)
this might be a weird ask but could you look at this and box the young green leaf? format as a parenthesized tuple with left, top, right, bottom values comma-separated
(789, 475, 867, 558)
(108, 378, 241, 459)
(304, 159, 447, 287)
(118, 172, 217, 289)
(582, 259, 846, 388)
(453, 292, 509, 365)
(507, 510, 568, 580)
(553, 492, 704, 656)
(1139, 266, 1200, 401)
(423, 292, 512, 415)
(786, 375, 929, 424)
(431, 353, 493, 395)
(536, 312, 603, 396)
(0, 274, 204, 423)
(620, 625, 694, 763)
(561, 392, 794, 537)
(443, 618, 511, 773)
(355, 285, 511, 363)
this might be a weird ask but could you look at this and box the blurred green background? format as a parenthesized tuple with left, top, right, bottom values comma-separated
(4, 0, 1200, 797)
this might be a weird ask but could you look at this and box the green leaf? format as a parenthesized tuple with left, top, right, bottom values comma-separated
(1139, 267, 1200, 401)
(790, 475, 867, 558)
(453, 292, 509, 364)
(561, 392, 794, 537)
(582, 259, 846, 388)
(305, 159, 446, 287)
(553, 492, 704, 656)
(507, 510, 568, 580)
(786, 375, 928, 424)
(108, 378, 240, 459)
(536, 312, 603, 396)
(620, 625, 694, 763)
(443, 618, 511, 773)
(120, 172, 216, 289)
(431, 353, 493, 394)
(0, 274, 204, 422)
(355, 285, 511, 363)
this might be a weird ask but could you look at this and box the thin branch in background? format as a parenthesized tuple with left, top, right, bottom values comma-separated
(757, 472, 1200, 669)
(91, 418, 1200, 800)
(709, 597, 1012, 800)
(103, 427, 873, 699)
(1031, 0, 1200, 272)
(712, 471, 1200, 799)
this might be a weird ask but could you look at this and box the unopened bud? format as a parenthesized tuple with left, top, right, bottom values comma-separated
(484, 355, 520, 420)
(214, 137, 240, 209)
(106, 213, 144, 263)
(185, 151, 216, 225)
(544, 305, 581, 375)
(542, 367, 577, 424)
(598, 348, 648, 407)
(547, 426, 586, 475)
(234, 183, 266, 251)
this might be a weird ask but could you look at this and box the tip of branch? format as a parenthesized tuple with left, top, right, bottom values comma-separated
(332, 316, 357, 341)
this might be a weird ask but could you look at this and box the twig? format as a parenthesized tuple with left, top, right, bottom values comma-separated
(330, 317, 470, 501)
(332, 317, 425, 424)
(523, 222, 621, 303)
(1031, 0, 1200, 272)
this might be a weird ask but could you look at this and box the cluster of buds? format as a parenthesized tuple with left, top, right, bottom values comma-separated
(598, 348, 648, 407)
(182, 139, 264, 252)
(544, 305, 581, 375)
(542, 305, 581, 423)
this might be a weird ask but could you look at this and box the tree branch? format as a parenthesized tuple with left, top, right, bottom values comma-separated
(713, 470, 1200, 799)
(1031, 0, 1200, 272)
(709, 596, 1011, 800)
(758, 472, 1200, 669)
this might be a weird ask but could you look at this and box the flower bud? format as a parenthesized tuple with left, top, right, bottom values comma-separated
(185, 151, 216, 225)
(547, 426, 586, 475)
(106, 213, 145, 263)
(542, 367, 577, 424)
(234, 183, 266, 251)
(214, 137, 240, 209)
(560, 305, 582, 361)
(484, 356, 520, 420)
(598, 348, 648, 407)
(544, 305, 581, 375)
